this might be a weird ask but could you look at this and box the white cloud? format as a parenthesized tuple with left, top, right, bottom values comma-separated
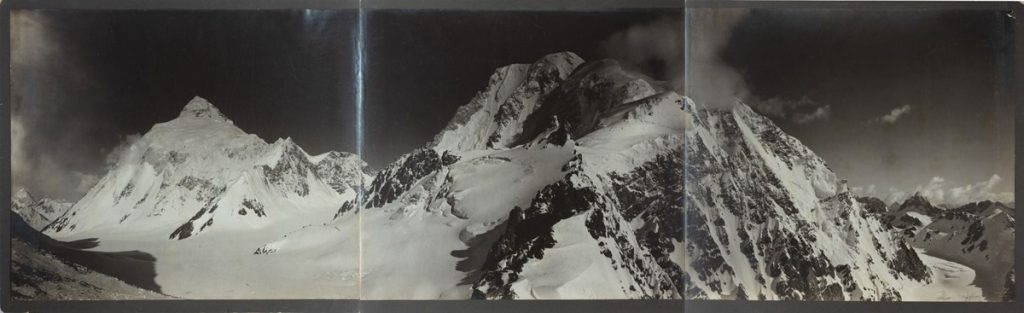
(946, 174, 1013, 206)
(851, 184, 877, 196)
(11, 116, 28, 189)
(601, 16, 684, 92)
(104, 133, 142, 167)
(684, 8, 752, 109)
(794, 105, 831, 124)
(867, 174, 1014, 207)
(885, 187, 908, 205)
(915, 176, 947, 204)
(874, 104, 912, 124)
(73, 171, 100, 194)
(751, 95, 831, 124)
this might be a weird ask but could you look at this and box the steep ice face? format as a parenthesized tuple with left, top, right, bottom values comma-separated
(45, 97, 365, 241)
(312, 151, 371, 194)
(431, 52, 585, 151)
(682, 99, 929, 300)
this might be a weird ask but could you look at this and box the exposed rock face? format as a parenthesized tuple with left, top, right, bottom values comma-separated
(473, 154, 680, 299)
(364, 148, 451, 208)
(358, 52, 689, 299)
(356, 51, 937, 301)
(682, 100, 930, 300)
(1003, 269, 1016, 301)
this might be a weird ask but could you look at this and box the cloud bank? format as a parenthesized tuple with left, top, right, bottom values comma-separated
(601, 16, 685, 92)
(11, 11, 102, 201)
(854, 174, 1014, 207)
(750, 95, 832, 124)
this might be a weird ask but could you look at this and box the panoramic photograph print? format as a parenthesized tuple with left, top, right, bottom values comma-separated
(9, 9, 363, 299)
(8, 2, 1017, 308)
(357, 9, 686, 299)
(683, 8, 1016, 301)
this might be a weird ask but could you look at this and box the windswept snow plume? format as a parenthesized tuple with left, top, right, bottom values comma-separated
(600, 9, 751, 110)
(684, 8, 750, 110)
(104, 134, 143, 167)
(601, 16, 685, 91)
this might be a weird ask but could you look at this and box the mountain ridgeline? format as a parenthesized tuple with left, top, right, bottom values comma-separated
(10, 51, 1013, 300)
(42, 96, 365, 241)
(866, 194, 1015, 301)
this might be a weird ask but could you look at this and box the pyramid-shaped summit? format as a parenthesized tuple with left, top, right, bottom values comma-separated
(178, 96, 230, 122)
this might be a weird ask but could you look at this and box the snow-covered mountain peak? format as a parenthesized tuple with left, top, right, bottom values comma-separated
(178, 96, 230, 122)
(534, 51, 585, 76)
(895, 192, 942, 214)
(11, 189, 72, 231)
(13, 187, 35, 206)
(45, 96, 364, 240)
(430, 52, 586, 151)
(125, 98, 269, 173)
(515, 58, 663, 145)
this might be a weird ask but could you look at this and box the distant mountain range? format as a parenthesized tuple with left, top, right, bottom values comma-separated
(10, 51, 1014, 301)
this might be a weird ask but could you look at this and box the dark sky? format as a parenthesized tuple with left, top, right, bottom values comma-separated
(716, 9, 1015, 205)
(11, 10, 359, 200)
(11, 9, 682, 201)
(363, 10, 682, 168)
(16, 8, 1007, 206)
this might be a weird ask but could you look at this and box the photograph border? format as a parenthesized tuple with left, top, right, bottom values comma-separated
(1, 0, 1019, 312)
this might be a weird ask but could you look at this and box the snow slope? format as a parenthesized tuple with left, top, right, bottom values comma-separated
(899, 249, 985, 301)
(884, 197, 1016, 301)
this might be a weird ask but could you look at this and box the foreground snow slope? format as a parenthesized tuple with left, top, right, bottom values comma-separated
(10, 211, 170, 300)
(11, 238, 170, 300)
(900, 249, 985, 301)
